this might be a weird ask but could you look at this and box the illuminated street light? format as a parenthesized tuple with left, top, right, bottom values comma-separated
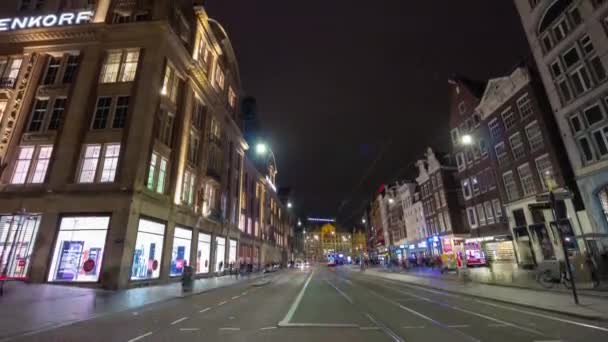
(388, 198, 395, 204)
(461, 134, 473, 146)
(255, 143, 268, 155)
(298, 220, 302, 226)
(362, 218, 366, 224)
(287, 202, 293, 208)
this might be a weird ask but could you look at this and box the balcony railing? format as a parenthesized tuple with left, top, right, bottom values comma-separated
(0, 77, 16, 89)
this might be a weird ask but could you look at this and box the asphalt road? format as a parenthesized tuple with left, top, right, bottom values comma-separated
(10, 265, 608, 342)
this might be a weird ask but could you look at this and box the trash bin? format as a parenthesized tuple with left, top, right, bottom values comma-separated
(182, 266, 194, 292)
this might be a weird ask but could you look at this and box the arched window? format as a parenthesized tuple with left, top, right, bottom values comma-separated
(538, 0, 573, 33)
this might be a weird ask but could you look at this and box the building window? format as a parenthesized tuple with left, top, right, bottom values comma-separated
(509, 133, 526, 160)
(599, 186, 608, 225)
(502, 107, 517, 130)
(517, 93, 534, 119)
(570, 65, 593, 95)
(557, 78, 573, 104)
(517, 163, 537, 196)
(147, 152, 168, 194)
(485, 201, 495, 224)
(192, 100, 206, 130)
(467, 207, 477, 228)
(43, 56, 61, 85)
(489, 118, 501, 140)
(99, 144, 120, 183)
(592, 126, 608, 157)
(170, 227, 192, 277)
(157, 110, 175, 147)
(569, 112, 584, 134)
(131, 219, 166, 280)
(458, 101, 466, 114)
(495, 142, 509, 166)
(525, 121, 544, 151)
(503, 171, 520, 201)
(471, 176, 480, 196)
(161, 64, 180, 103)
(456, 152, 465, 171)
(476, 204, 486, 226)
(552, 18, 570, 42)
(578, 136, 595, 163)
(479, 138, 488, 158)
(182, 170, 195, 206)
(27, 99, 49, 132)
(187, 131, 200, 165)
(47, 216, 110, 283)
(62, 55, 80, 83)
(228, 87, 237, 109)
(0, 57, 22, 88)
(10, 145, 53, 184)
(48, 98, 66, 130)
(91, 96, 130, 130)
(451, 128, 460, 147)
(99, 49, 140, 83)
(535, 154, 555, 191)
(583, 103, 605, 127)
(91, 97, 111, 130)
(78, 143, 120, 183)
(462, 178, 472, 200)
(492, 199, 503, 219)
(213, 65, 225, 90)
(197, 233, 211, 274)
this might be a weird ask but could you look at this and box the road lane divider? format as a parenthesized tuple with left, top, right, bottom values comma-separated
(126, 331, 152, 342)
(278, 270, 314, 327)
(170, 317, 189, 325)
(325, 280, 354, 304)
(365, 313, 405, 342)
(199, 307, 211, 313)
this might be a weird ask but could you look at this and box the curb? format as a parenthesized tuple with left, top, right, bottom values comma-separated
(364, 270, 608, 323)
(178, 273, 269, 298)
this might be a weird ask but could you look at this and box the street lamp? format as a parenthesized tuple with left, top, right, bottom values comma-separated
(362, 218, 366, 224)
(461, 134, 473, 146)
(255, 143, 268, 155)
(460, 133, 474, 279)
(287, 202, 293, 209)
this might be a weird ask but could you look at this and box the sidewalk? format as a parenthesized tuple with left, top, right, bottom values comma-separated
(0, 272, 270, 340)
(390, 266, 608, 297)
(355, 266, 608, 321)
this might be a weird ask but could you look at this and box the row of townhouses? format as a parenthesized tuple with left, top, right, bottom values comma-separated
(0, 0, 295, 290)
(367, 0, 608, 277)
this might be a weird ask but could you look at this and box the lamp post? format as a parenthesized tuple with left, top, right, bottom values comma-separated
(460, 134, 475, 280)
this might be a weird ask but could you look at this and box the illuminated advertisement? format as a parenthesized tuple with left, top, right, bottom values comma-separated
(170, 227, 192, 277)
(197, 233, 211, 274)
(0, 11, 94, 32)
(131, 219, 165, 280)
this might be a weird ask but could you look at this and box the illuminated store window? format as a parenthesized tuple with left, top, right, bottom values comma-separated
(131, 218, 166, 280)
(0, 215, 41, 280)
(197, 233, 211, 274)
(47, 216, 110, 282)
(170, 227, 192, 277)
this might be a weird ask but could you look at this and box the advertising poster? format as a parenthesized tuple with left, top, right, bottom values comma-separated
(55, 241, 84, 281)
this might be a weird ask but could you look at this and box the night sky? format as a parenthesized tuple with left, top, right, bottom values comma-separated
(206, 0, 531, 226)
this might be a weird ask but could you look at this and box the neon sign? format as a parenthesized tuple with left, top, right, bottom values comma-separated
(0, 11, 94, 32)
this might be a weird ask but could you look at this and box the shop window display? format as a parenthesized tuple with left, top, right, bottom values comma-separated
(48, 216, 109, 282)
(229, 239, 237, 266)
(131, 219, 165, 280)
(170, 227, 192, 277)
(215, 236, 225, 272)
(0, 215, 41, 280)
(197, 233, 211, 274)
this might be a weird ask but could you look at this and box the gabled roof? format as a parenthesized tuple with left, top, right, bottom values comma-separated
(449, 75, 487, 98)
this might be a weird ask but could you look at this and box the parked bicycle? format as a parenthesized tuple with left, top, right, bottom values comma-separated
(536, 260, 573, 289)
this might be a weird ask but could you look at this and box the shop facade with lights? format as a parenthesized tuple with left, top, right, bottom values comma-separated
(0, 1, 294, 289)
(476, 67, 588, 268)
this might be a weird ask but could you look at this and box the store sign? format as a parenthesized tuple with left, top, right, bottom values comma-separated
(0, 11, 94, 32)
(417, 241, 427, 248)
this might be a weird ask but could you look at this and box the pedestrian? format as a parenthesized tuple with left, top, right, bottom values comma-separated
(584, 252, 599, 287)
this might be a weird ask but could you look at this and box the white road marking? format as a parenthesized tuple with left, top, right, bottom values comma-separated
(279, 322, 359, 328)
(360, 326, 381, 330)
(473, 299, 608, 333)
(179, 328, 200, 331)
(199, 307, 211, 313)
(365, 313, 405, 342)
(126, 331, 153, 342)
(488, 323, 509, 328)
(219, 327, 241, 331)
(448, 305, 544, 336)
(170, 317, 189, 325)
(278, 270, 314, 326)
(448, 324, 470, 328)
(241, 291, 248, 295)
(371, 279, 545, 337)
(325, 280, 354, 304)
(402, 325, 426, 329)
(218, 301, 228, 306)
(260, 326, 277, 330)
(232, 295, 240, 300)
(533, 340, 563, 342)
(132, 312, 139, 316)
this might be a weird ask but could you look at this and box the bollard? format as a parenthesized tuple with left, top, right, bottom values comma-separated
(182, 266, 194, 292)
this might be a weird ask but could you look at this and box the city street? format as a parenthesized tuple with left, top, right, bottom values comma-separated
(9, 265, 608, 342)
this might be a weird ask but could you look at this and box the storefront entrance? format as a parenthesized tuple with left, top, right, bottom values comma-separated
(0, 215, 41, 280)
